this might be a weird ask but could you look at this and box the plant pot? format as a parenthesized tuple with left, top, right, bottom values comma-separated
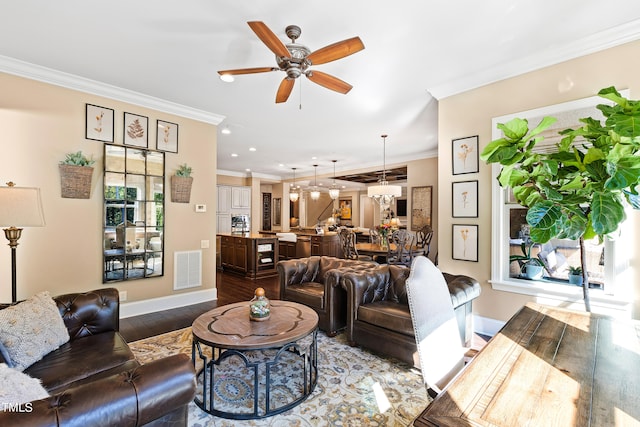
(59, 164, 94, 199)
(568, 274, 583, 286)
(171, 175, 193, 203)
(524, 264, 544, 280)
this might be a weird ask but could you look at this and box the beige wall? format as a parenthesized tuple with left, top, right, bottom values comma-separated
(0, 72, 218, 303)
(438, 40, 640, 322)
(407, 157, 438, 261)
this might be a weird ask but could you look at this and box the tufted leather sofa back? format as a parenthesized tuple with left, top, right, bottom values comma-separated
(54, 288, 120, 340)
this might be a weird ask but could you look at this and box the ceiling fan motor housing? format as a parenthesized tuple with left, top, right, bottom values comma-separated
(276, 42, 311, 79)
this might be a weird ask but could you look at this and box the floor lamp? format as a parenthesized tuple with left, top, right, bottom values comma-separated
(0, 182, 45, 303)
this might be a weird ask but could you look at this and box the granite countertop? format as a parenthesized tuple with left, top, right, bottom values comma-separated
(217, 232, 278, 239)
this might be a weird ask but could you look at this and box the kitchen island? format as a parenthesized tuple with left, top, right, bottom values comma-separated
(218, 233, 279, 279)
(260, 230, 341, 260)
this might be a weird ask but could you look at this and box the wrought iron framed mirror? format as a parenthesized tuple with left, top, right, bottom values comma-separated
(103, 144, 165, 282)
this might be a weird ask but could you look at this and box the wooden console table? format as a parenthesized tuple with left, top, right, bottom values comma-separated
(414, 302, 640, 426)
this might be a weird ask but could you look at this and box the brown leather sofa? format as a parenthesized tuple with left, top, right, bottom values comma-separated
(341, 264, 481, 366)
(277, 256, 378, 336)
(0, 288, 196, 427)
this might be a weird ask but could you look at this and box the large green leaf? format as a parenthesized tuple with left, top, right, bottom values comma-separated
(499, 166, 529, 188)
(590, 192, 626, 235)
(605, 155, 640, 190)
(497, 118, 529, 140)
(480, 138, 511, 162)
(598, 86, 626, 107)
(527, 201, 562, 230)
(607, 111, 640, 138)
(527, 116, 558, 140)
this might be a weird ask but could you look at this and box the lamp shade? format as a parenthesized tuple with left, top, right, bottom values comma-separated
(367, 182, 402, 199)
(0, 186, 45, 227)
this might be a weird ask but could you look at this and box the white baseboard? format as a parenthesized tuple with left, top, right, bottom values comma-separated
(473, 314, 505, 338)
(119, 288, 217, 319)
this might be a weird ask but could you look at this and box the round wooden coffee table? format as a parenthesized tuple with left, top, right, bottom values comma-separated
(191, 300, 319, 419)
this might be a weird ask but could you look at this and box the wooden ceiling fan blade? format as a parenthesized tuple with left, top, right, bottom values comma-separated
(306, 71, 353, 94)
(276, 78, 295, 103)
(247, 21, 291, 58)
(218, 67, 278, 76)
(307, 36, 364, 65)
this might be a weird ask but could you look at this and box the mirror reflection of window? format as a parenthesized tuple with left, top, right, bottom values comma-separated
(104, 144, 164, 282)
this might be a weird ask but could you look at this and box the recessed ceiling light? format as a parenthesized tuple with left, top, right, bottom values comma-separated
(231, 153, 238, 157)
(311, 156, 317, 160)
(221, 126, 231, 135)
(245, 168, 251, 172)
(279, 163, 284, 167)
(249, 147, 256, 152)
(220, 74, 234, 83)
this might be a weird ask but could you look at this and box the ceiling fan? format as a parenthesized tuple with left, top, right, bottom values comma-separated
(218, 21, 365, 103)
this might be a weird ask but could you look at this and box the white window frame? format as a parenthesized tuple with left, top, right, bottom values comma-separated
(489, 94, 633, 316)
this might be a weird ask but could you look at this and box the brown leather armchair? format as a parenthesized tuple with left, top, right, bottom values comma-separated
(341, 264, 480, 366)
(277, 256, 378, 336)
(0, 288, 196, 427)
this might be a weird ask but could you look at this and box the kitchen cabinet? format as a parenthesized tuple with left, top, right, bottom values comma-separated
(217, 185, 232, 213)
(219, 233, 278, 279)
(310, 234, 340, 257)
(216, 213, 231, 234)
(231, 186, 251, 209)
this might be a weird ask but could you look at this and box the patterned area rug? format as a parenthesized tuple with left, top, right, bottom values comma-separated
(130, 328, 429, 426)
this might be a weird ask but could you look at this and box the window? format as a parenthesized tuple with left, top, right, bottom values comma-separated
(489, 95, 632, 314)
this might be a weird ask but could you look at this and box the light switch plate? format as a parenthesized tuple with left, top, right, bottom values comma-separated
(195, 204, 206, 212)
(201, 240, 210, 249)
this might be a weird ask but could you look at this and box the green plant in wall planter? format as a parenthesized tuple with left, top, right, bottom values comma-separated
(171, 163, 193, 203)
(481, 87, 640, 312)
(59, 151, 95, 199)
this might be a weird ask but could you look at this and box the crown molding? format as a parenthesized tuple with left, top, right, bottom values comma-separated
(0, 55, 225, 125)
(428, 20, 640, 100)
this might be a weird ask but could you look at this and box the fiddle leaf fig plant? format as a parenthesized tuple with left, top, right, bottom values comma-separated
(481, 87, 640, 311)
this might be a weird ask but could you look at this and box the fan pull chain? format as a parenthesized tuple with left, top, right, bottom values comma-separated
(299, 78, 303, 110)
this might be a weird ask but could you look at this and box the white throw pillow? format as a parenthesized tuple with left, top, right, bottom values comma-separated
(0, 363, 49, 404)
(0, 291, 70, 371)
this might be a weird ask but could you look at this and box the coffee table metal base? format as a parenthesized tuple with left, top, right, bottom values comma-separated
(192, 329, 318, 419)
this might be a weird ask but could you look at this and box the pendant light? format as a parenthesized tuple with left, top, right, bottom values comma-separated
(289, 168, 299, 202)
(329, 160, 340, 200)
(368, 134, 401, 206)
(310, 164, 320, 201)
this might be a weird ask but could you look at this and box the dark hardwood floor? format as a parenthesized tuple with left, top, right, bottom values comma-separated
(120, 269, 490, 354)
(120, 270, 279, 342)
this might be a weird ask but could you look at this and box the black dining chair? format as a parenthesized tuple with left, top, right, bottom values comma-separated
(416, 225, 434, 257)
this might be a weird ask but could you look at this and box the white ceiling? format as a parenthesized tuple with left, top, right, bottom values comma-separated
(2, 1, 640, 186)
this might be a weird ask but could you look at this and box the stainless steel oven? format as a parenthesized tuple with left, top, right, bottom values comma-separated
(231, 214, 250, 233)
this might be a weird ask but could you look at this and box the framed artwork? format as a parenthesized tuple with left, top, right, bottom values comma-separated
(452, 224, 478, 262)
(85, 104, 114, 142)
(339, 198, 352, 220)
(123, 112, 148, 148)
(452, 180, 478, 218)
(273, 198, 281, 226)
(411, 186, 432, 230)
(452, 135, 479, 175)
(156, 119, 179, 153)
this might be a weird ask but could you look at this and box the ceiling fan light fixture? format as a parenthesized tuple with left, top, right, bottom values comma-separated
(219, 74, 234, 83)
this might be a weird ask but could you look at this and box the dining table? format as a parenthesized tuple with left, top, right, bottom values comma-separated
(355, 242, 425, 257)
(413, 302, 640, 427)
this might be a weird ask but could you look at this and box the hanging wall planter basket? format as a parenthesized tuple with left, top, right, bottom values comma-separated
(59, 164, 94, 199)
(171, 175, 193, 203)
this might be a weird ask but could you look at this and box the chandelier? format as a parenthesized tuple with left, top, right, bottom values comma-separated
(289, 168, 299, 202)
(310, 164, 320, 201)
(368, 134, 401, 207)
(329, 160, 340, 200)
